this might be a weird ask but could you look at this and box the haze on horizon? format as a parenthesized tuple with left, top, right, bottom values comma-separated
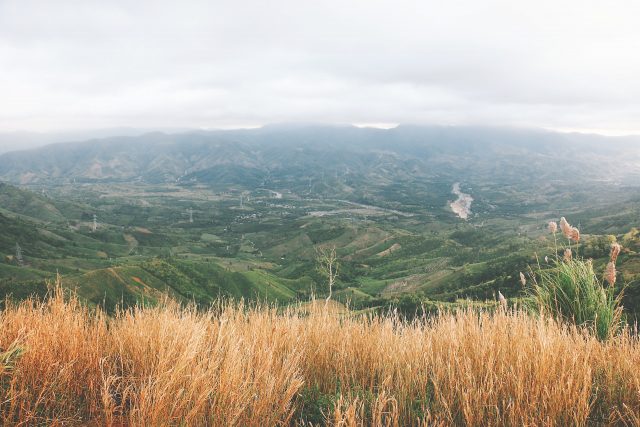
(2, 0, 640, 136)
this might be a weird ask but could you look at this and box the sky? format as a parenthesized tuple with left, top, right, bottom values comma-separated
(1, 0, 640, 134)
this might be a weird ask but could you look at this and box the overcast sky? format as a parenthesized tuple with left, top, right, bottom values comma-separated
(1, 0, 640, 134)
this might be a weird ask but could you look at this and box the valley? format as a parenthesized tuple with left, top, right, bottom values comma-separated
(1, 125, 639, 317)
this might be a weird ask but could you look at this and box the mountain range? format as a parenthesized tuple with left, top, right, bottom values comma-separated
(1, 125, 638, 188)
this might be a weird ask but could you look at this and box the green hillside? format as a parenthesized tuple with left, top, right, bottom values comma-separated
(0, 126, 639, 318)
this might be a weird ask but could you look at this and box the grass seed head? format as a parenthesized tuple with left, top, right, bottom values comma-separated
(559, 217, 573, 240)
(498, 290, 507, 309)
(564, 248, 572, 262)
(605, 261, 617, 286)
(610, 243, 622, 263)
(570, 227, 581, 242)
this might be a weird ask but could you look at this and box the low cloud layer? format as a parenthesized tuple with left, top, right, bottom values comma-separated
(2, 0, 640, 134)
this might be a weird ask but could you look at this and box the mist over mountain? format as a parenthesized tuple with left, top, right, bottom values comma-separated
(0, 127, 195, 154)
(1, 125, 638, 188)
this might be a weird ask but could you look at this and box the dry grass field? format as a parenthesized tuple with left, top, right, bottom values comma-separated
(1, 280, 640, 426)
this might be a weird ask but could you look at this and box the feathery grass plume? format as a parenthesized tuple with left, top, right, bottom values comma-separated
(610, 243, 622, 263)
(605, 261, 617, 286)
(498, 290, 507, 308)
(520, 272, 527, 287)
(564, 248, 572, 262)
(559, 217, 573, 239)
(570, 227, 580, 242)
(548, 221, 558, 234)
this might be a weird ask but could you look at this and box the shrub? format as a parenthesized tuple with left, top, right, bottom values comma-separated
(527, 217, 625, 340)
(527, 258, 624, 340)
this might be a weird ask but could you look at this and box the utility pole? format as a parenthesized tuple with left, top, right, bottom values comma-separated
(15, 243, 23, 267)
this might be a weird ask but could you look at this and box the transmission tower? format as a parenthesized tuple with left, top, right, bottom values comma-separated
(187, 208, 194, 223)
(92, 214, 98, 232)
(15, 243, 23, 267)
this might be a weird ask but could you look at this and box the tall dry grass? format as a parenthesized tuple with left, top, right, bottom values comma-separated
(2, 284, 640, 426)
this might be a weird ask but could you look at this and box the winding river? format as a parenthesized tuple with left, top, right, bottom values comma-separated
(450, 182, 473, 220)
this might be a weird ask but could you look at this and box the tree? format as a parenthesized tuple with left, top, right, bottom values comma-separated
(316, 245, 339, 306)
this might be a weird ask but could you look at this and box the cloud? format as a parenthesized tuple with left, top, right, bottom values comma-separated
(1, 0, 640, 134)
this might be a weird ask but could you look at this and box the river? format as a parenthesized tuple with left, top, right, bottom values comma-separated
(450, 182, 473, 220)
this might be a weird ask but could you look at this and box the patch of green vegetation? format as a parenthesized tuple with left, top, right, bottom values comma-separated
(0, 171, 639, 321)
(294, 386, 340, 425)
(526, 257, 624, 340)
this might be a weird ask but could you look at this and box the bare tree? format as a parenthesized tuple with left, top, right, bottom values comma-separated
(316, 245, 339, 306)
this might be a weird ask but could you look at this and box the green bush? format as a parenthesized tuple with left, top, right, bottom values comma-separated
(527, 257, 624, 340)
